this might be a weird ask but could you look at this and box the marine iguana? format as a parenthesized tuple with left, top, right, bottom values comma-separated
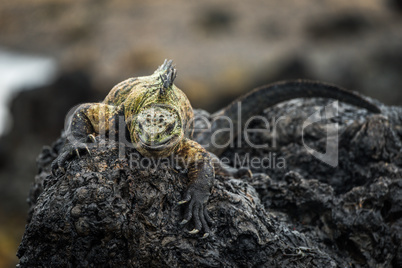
(51, 59, 380, 237)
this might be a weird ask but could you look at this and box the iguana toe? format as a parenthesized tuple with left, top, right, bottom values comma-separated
(180, 186, 212, 238)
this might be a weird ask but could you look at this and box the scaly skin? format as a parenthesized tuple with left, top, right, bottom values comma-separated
(52, 60, 381, 237)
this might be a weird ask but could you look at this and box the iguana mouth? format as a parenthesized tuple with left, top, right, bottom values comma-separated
(138, 134, 180, 151)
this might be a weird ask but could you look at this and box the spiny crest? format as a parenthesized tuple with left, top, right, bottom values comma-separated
(155, 59, 177, 96)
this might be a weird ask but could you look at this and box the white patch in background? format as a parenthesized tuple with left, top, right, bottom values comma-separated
(0, 48, 58, 136)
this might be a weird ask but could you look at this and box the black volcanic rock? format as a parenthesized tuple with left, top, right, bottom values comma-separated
(18, 99, 402, 267)
(17, 138, 344, 267)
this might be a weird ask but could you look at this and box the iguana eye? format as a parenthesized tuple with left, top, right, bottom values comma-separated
(166, 122, 175, 133)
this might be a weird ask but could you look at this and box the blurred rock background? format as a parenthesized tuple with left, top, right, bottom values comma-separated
(0, 0, 401, 266)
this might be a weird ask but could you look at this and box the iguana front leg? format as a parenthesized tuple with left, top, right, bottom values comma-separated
(176, 139, 252, 237)
(176, 138, 214, 237)
(51, 103, 123, 174)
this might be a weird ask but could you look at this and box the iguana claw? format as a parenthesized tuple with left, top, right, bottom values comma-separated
(51, 135, 96, 176)
(84, 145, 91, 156)
(201, 233, 209, 239)
(75, 149, 81, 158)
(87, 134, 96, 143)
(180, 219, 188, 225)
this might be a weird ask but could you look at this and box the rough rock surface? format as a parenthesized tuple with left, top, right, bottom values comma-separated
(219, 99, 402, 267)
(18, 99, 402, 267)
(18, 139, 344, 267)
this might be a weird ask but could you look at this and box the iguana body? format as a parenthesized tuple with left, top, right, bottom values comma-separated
(52, 60, 380, 237)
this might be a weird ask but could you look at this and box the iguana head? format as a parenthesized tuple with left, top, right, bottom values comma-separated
(126, 60, 189, 157)
(133, 103, 183, 157)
